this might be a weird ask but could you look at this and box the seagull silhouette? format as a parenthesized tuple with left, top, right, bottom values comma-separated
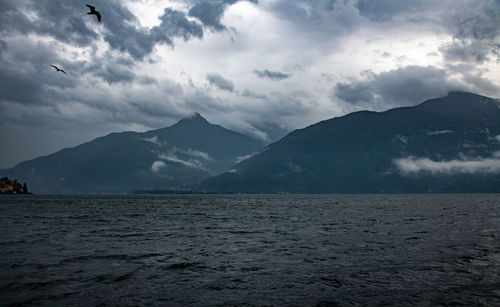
(51, 65, 67, 74)
(85, 4, 101, 22)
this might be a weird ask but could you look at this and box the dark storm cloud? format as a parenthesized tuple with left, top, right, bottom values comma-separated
(99, 4, 203, 60)
(105, 0, 259, 59)
(189, 2, 226, 31)
(206, 73, 235, 92)
(148, 0, 259, 48)
(334, 66, 461, 108)
(104, 6, 205, 60)
(253, 69, 291, 81)
(150, 8, 203, 44)
(97, 2, 154, 60)
(0, 0, 263, 62)
(31, 1, 99, 46)
(186, 0, 258, 30)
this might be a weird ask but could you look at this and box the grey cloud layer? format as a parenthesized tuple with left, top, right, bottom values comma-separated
(1, 0, 500, 169)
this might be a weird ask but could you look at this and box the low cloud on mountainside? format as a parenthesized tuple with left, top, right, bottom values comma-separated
(159, 153, 205, 170)
(142, 136, 162, 146)
(153, 146, 214, 172)
(151, 160, 166, 173)
(395, 152, 500, 176)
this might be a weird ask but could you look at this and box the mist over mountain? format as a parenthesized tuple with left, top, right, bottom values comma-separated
(0, 113, 264, 194)
(201, 92, 500, 193)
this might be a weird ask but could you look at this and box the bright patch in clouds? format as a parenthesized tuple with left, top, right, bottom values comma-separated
(125, 0, 181, 28)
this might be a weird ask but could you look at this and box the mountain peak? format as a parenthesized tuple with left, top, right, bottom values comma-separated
(416, 91, 499, 114)
(447, 90, 473, 96)
(1, 110, 264, 193)
(446, 91, 488, 99)
(188, 112, 207, 121)
(175, 112, 210, 126)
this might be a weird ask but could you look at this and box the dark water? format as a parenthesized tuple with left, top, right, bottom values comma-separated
(0, 194, 499, 306)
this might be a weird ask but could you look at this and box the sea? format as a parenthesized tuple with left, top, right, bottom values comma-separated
(0, 194, 499, 306)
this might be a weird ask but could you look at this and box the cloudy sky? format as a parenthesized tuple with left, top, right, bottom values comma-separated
(1, 0, 499, 168)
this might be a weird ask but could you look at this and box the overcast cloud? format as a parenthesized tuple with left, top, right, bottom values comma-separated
(1, 0, 500, 168)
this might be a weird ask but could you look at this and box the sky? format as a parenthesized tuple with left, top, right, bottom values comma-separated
(1, 0, 499, 168)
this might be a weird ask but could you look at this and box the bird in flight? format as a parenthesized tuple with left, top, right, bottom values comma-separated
(51, 65, 67, 74)
(86, 4, 101, 22)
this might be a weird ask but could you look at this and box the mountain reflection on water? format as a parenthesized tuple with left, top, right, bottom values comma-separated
(0, 194, 499, 306)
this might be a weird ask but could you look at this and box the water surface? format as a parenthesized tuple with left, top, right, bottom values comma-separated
(0, 194, 499, 306)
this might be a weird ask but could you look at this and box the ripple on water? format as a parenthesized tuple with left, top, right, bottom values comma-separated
(0, 194, 499, 306)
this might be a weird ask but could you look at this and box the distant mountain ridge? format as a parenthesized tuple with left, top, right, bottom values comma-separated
(200, 92, 500, 193)
(0, 113, 264, 194)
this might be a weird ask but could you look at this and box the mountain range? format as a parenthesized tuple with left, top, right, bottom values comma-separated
(200, 92, 500, 193)
(0, 113, 264, 194)
(2, 92, 499, 194)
